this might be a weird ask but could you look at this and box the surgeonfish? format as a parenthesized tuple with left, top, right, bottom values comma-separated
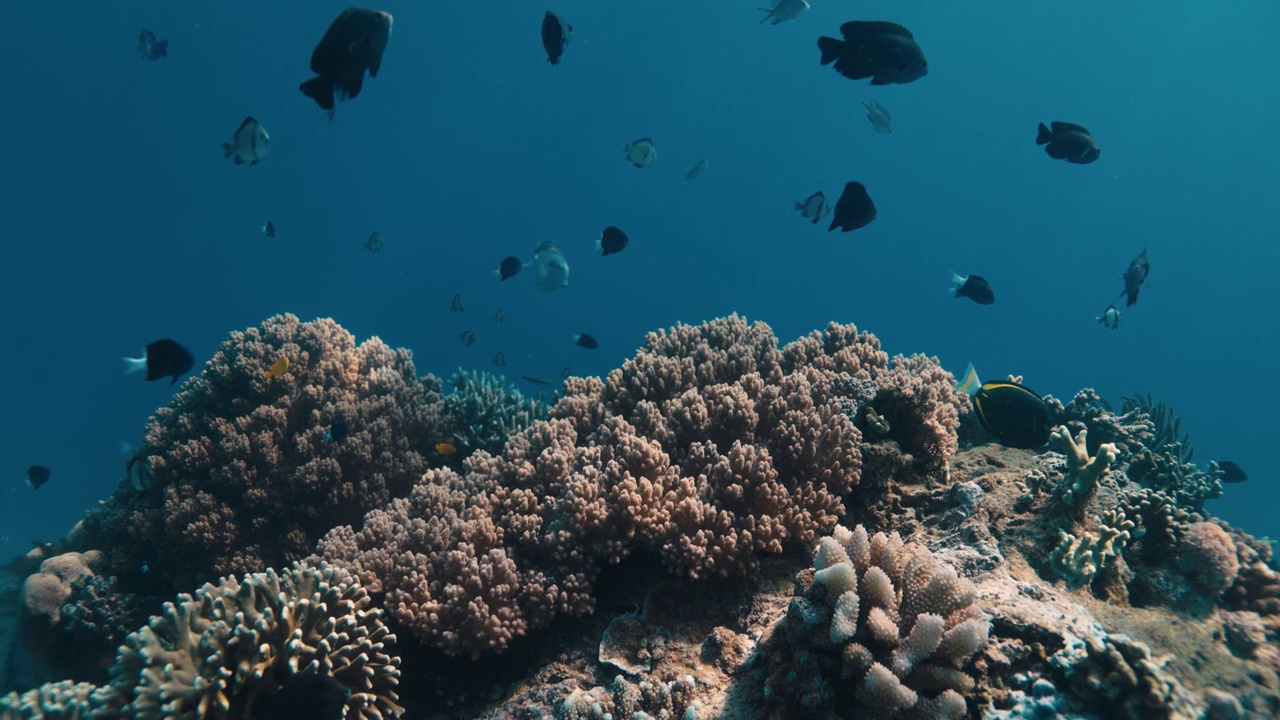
(956, 364, 1055, 449)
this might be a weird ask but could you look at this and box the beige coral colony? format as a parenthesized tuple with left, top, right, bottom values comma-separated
(1, 314, 1275, 719)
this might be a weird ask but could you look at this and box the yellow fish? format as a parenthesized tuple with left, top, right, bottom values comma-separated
(266, 356, 290, 379)
(435, 442, 458, 456)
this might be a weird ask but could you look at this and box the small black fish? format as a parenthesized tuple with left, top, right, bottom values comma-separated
(950, 272, 995, 305)
(493, 352, 506, 367)
(258, 671, 351, 720)
(365, 232, 383, 253)
(138, 28, 168, 61)
(1036, 121, 1100, 164)
(25, 466, 50, 490)
(1217, 461, 1247, 484)
(575, 333, 599, 349)
(972, 380, 1055, 449)
(561, 366, 572, 379)
(521, 375, 554, 386)
(262, 220, 276, 238)
(325, 421, 350, 443)
(496, 256, 523, 280)
(1120, 248, 1149, 307)
(818, 21, 928, 86)
(828, 181, 877, 233)
(597, 226, 629, 256)
(124, 339, 195, 385)
(300, 8, 394, 114)
(451, 294, 464, 312)
(541, 11, 572, 65)
(460, 330, 476, 346)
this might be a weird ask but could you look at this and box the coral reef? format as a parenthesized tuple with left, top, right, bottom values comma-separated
(78, 314, 447, 592)
(441, 369, 546, 456)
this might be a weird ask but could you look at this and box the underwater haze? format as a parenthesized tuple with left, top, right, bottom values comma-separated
(1, 0, 1277, 555)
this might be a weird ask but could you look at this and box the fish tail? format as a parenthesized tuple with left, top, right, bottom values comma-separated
(758, 10, 771, 23)
(817, 36, 844, 65)
(221, 143, 234, 158)
(948, 270, 965, 296)
(1035, 122, 1054, 145)
(954, 362, 982, 396)
(299, 76, 336, 110)
(122, 354, 147, 374)
(793, 201, 804, 211)
(154, 39, 168, 57)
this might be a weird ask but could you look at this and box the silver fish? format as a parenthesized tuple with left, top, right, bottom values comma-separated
(624, 138, 657, 168)
(794, 191, 830, 225)
(532, 242, 570, 292)
(682, 159, 709, 186)
(222, 116, 270, 166)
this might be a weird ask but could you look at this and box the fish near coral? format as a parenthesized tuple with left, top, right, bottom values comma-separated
(828, 181, 876, 233)
(1215, 460, 1246, 483)
(123, 338, 195, 385)
(1119, 248, 1149, 307)
(300, 8, 393, 115)
(435, 441, 457, 456)
(459, 330, 476, 346)
(1036, 121, 1100, 164)
(574, 333, 598, 349)
(818, 21, 928, 85)
(222, 117, 270, 166)
(957, 364, 1055, 449)
(266, 356, 290, 379)
(26, 465, 50, 490)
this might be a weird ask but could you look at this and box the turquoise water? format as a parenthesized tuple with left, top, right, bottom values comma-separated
(1, 0, 1276, 556)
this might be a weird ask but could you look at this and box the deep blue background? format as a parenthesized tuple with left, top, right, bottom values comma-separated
(1, 0, 1276, 555)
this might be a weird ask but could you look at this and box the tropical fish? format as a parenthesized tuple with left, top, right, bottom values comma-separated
(521, 376, 554, 386)
(1120, 248, 1149, 307)
(222, 117, 270, 166)
(435, 442, 458, 455)
(325, 421, 350, 443)
(123, 339, 195, 385)
(494, 352, 506, 367)
(863, 100, 891, 134)
(451, 294, 464, 312)
(459, 330, 476, 346)
(1216, 461, 1247, 484)
(575, 333, 599, 349)
(124, 446, 153, 491)
(138, 28, 168, 60)
(262, 220, 276, 238)
(25, 466, 50, 490)
(682, 159, 709, 186)
(597, 226, 629, 256)
(495, 256, 523, 280)
(494, 309, 505, 323)
(759, 0, 809, 25)
(561, 367, 572, 379)
(300, 8, 393, 115)
(957, 365, 1055, 449)
(1097, 304, 1120, 329)
(1036, 121, 1100, 164)
(532, 242, 570, 292)
(541, 11, 572, 65)
(266, 356, 290, 379)
(950, 272, 995, 305)
(794, 191, 830, 225)
(828, 181, 876, 233)
(818, 21, 928, 86)
(365, 232, 383, 253)
(624, 138, 657, 168)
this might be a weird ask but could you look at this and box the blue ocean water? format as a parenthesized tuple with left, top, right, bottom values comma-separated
(1, 0, 1276, 559)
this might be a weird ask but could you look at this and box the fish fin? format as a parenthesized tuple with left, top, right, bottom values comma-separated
(122, 355, 147, 375)
(233, 155, 244, 165)
(623, 143, 631, 152)
(154, 39, 168, 57)
(236, 117, 258, 132)
(299, 76, 336, 110)
(759, 10, 770, 23)
(842, 21, 913, 40)
(221, 143, 234, 158)
(870, 77, 889, 85)
(1035, 123, 1054, 145)
(949, 271, 965, 296)
(1050, 121, 1090, 135)
(817, 36, 844, 65)
(954, 362, 981, 395)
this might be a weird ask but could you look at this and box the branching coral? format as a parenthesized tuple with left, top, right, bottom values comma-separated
(1048, 508, 1145, 586)
(1049, 426, 1118, 510)
(79, 314, 447, 592)
(442, 369, 545, 455)
(754, 525, 988, 718)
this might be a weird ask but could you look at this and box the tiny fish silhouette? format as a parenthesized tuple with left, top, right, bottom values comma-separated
(451, 294, 464, 312)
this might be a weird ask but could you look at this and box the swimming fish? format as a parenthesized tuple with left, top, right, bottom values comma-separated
(759, 0, 809, 25)
(459, 330, 476, 346)
(451, 294, 464, 312)
(1097, 304, 1120, 329)
(123, 445, 154, 491)
(1036, 121, 1100, 164)
(300, 8, 393, 115)
(950, 272, 995, 305)
(828, 181, 877, 233)
(25, 466, 50, 490)
(494, 310, 505, 323)
(957, 364, 1055, 449)
(262, 220, 276, 238)
(1216, 461, 1247, 484)
(794, 191, 830, 225)
(325, 421, 350, 443)
(123, 339, 195, 385)
(864, 100, 891, 134)
(575, 333, 599, 349)
(541, 11, 572, 65)
(624, 138, 657, 168)
(222, 117, 270, 166)
(365, 232, 383, 253)
(495, 256, 523, 281)
(266, 356, 290, 379)
(138, 28, 168, 60)
(818, 21, 928, 86)
(521, 376, 554, 386)
(561, 367, 572, 379)
(436, 442, 458, 455)
(493, 352, 506, 367)
(1120, 248, 1149, 307)
(597, 226, 629, 256)
(682, 159, 709, 186)
(532, 242, 570, 292)
(259, 671, 351, 720)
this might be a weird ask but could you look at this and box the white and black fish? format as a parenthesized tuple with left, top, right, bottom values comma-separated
(222, 117, 270, 166)
(138, 28, 168, 60)
(624, 138, 657, 168)
(759, 0, 809, 25)
(794, 191, 830, 225)
(1097, 304, 1120, 329)
(863, 100, 891, 134)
